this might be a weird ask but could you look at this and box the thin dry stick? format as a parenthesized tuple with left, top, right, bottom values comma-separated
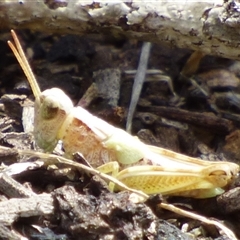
(17, 149, 149, 200)
(126, 42, 151, 133)
(160, 203, 237, 240)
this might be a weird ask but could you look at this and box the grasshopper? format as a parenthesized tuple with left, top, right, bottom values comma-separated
(8, 30, 239, 199)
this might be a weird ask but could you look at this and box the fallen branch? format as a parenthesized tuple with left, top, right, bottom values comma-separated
(0, 1, 240, 59)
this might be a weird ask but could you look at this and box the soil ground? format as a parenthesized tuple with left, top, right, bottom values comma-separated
(0, 30, 239, 239)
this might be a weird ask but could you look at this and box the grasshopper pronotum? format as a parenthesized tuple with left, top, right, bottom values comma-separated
(8, 30, 239, 199)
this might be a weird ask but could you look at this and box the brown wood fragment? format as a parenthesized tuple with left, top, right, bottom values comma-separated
(0, 173, 36, 198)
(142, 106, 233, 133)
(53, 179, 192, 239)
(222, 130, 240, 162)
(0, 147, 19, 165)
(198, 69, 239, 89)
(217, 187, 240, 214)
(0, 193, 54, 225)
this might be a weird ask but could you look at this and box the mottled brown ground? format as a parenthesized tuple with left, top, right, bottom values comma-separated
(0, 30, 239, 239)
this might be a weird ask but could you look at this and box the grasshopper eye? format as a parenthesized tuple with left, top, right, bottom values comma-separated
(40, 97, 60, 120)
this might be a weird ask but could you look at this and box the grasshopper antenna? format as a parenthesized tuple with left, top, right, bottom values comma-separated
(7, 30, 41, 99)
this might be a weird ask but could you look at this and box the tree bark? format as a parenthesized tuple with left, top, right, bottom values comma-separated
(1, 0, 240, 60)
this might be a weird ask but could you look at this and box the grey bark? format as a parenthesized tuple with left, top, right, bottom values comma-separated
(0, 193, 54, 225)
(0, 1, 240, 59)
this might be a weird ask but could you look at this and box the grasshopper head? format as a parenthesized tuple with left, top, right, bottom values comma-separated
(34, 88, 73, 152)
(7, 31, 73, 152)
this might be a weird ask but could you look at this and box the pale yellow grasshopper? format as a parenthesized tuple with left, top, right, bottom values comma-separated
(7, 30, 239, 199)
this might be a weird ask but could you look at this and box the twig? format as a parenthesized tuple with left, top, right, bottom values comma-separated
(160, 203, 237, 240)
(126, 42, 151, 133)
(16, 148, 149, 201)
(142, 106, 233, 133)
